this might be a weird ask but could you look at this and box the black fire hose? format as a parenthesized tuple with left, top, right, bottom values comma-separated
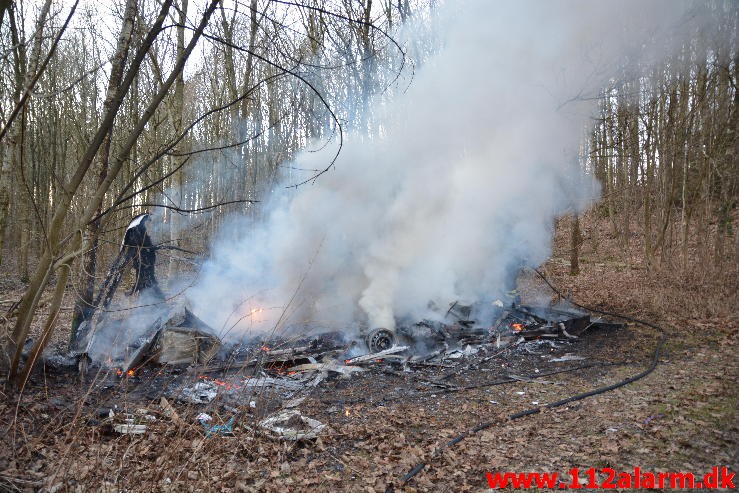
(395, 268, 668, 488)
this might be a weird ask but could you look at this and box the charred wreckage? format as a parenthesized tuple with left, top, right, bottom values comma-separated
(21, 213, 665, 488)
(14, 211, 664, 490)
(30, 214, 624, 390)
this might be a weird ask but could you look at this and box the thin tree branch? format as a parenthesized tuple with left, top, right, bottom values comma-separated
(0, 0, 80, 144)
(198, 29, 343, 187)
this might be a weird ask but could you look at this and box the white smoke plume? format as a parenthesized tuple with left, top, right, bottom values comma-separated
(186, 0, 705, 338)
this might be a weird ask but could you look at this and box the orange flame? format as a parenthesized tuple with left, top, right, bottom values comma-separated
(197, 375, 242, 390)
(512, 323, 524, 331)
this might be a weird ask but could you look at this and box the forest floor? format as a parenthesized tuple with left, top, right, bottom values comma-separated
(0, 212, 737, 492)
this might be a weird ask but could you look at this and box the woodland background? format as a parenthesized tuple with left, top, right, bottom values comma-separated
(0, 0, 735, 383)
(0, 1, 736, 491)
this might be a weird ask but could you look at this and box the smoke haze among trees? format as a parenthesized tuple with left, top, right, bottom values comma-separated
(0, 0, 736, 383)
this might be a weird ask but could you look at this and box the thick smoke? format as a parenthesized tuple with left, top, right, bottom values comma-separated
(187, 0, 699, 338)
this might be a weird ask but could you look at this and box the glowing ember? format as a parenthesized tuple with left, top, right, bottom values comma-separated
(512, 323, 524, 331)
(197, 375, 242, 390)
(270, 367, 298, 376)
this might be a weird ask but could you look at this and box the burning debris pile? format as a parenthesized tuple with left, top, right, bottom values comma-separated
(77, 292, 624, 444)
(156, 297, 622, 412)
(60, 214, 220, 376)
(46, 214, 614, 373)
(222, 298, 616, 370)
(36, 214, 622, 442)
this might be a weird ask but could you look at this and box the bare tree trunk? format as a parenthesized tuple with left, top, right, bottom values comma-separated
(0, 150, 10, 267)
(570, 214, 581, 276)
(0, 0, 19, 248)
(71, 0, 137, 342)
(714, 56, 738, 265)
(242, 0, 261, 211)
(21, 0, 55, 278)
(0, 0, 23, 263)
(0, 0, 10, 29)
(2, 0, 45, 279)
(7, 0, 221, 386)
(18, 259, 72, 389)
(642, 97, 657, 269)
(679, 78, 692, 273)
(15, 111, 29, 280)
(168, 0, 188, 277)
(6, 0, 177, 382)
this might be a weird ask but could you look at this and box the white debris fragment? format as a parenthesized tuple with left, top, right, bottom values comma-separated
(530, 339, 563, 349)
(196, 413, 213, 423)
(259, 410, 326, 440)
(241, 376, 304, 390)
(125, 213, 147, 232)
(344, 345, 409, 365)
(289, 361, 366, 376)
(548, 354, 587, 362)
(462, 345, 478, 356)
(307, 373, 325, 387)
(444, 344, 481, 360)
(179, 381, 218, 403)
(282, 397, 306, 409)
(113, 422, 147, 434)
